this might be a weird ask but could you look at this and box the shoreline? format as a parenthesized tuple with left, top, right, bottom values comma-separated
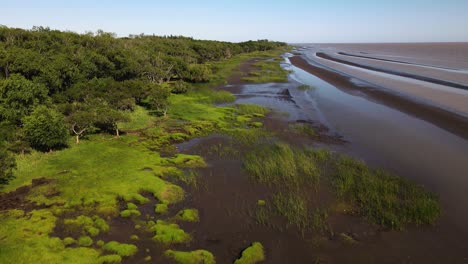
(289, 55, 468, 140)
(316, 52, 468, 90)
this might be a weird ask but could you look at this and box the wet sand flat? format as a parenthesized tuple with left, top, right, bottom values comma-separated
(298, 44, 468, 117)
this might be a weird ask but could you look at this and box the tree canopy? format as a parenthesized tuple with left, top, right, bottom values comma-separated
(0, 26, 286, 152)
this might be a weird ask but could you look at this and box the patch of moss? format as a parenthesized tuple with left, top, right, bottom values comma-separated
(165, 249, 215, 264)
(250, 122, 263, 128)
(97, 254, 122, 264)
(155, 203, 169, 214)
(102, 241, 138, 257)
(175, 209, 200, 222)
(120, 209, 141, 218)
(168, 154, 207, 168)
(78, 236, 93, 247)
(234, 242, 265, 264)
(150, 220, 192, 245)
(63, 237, 76, 246)
(126, 202, 138, 210)
(236, 104, 269, 116)
(63, 215, 110, 237)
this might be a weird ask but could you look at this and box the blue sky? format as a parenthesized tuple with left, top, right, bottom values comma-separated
(2, 0, 468, 43)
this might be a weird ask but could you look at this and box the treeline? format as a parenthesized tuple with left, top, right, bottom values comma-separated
(0, 25, 286, 184)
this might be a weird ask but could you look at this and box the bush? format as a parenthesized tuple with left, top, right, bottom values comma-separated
(23, 106, 68, 151)
(0, 143, 16, 186)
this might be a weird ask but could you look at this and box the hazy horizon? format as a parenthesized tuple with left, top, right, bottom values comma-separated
(2, 0, 468, 43)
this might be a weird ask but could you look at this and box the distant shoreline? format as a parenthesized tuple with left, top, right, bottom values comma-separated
(289, 55, 468, 140)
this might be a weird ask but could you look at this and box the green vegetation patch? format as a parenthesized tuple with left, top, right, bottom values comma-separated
(234, 242, 265, 264)
(150, 220, 192, 245)
(78, 236, 93, 247)
(63, 215, 109, 237)
(165, 249, 215, 264)
(243, 143, 320, 188)
(0, 209, 100, 262)
(8, 135, 185, 215)
(175, 209, 200, 222)
(333, 156, 441, 229)
(242, 59, 289, 83)
(118, 106, 156, 131)
(102, 241, 138, 257)
(155, 203, 169, 214)
(235, 104, 270, 116)
(97, 254, 123, 264)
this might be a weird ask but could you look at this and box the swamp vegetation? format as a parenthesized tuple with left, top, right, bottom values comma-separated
(0, 26, 440, 263)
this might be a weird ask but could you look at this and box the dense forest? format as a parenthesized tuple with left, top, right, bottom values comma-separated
(0, 26, 286, 184)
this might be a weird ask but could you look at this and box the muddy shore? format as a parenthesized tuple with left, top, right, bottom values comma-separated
(289, 55, 468, 140)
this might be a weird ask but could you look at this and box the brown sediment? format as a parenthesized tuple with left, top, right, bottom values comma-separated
(316, 52, 468, 90)
(289, 55, 468, 140)
(0, 177, 57, 212)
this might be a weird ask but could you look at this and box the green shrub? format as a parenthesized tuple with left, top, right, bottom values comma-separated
(23, 106, 68, 151)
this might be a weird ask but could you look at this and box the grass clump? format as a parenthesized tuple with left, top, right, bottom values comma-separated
(235, 104, 269, 116)
(243, 143, 320, 188)
(155, 203, 169, 214)
(63, 237, 76, 246)
(165, 250, 215, 264)
(63, 215, 109, 237)
(150, 220, 192, 245)
(78, 236, 93, 247)
(175, 209, 200, 222)
(120, 203, 141, 218)
(102, 241, 138, 257)
(234, 242, 265, 264)
(333, 156, 441, 229)
(97, 254, 122, 264)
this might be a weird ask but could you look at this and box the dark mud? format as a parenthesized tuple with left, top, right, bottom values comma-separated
(290, 55, 468, 140)
(0, 177, 59, 212)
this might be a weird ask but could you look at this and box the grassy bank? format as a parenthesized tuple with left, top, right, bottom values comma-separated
(0, 48, 287, 263)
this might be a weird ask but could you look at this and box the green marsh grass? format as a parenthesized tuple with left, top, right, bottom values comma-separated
(242, 59, 290, 83)
(333, 156, 441, 229)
